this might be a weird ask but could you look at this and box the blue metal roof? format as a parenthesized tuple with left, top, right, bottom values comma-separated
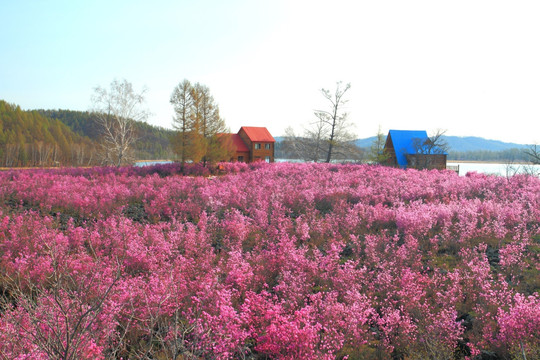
(388, 130, 447, 168)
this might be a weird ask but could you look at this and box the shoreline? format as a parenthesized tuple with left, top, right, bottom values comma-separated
(447, 160, 533, 165)
(1, 160, 537, 171)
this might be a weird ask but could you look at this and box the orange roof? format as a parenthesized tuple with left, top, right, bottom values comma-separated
(240, 126, 275, 143)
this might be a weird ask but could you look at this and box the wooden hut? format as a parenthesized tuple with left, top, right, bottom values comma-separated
(220, 127, 275, 163)
(384, 130, 447, 170)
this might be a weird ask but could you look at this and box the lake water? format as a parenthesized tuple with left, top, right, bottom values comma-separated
(448, 162, 540, 177)
(135, 160, 173, 167)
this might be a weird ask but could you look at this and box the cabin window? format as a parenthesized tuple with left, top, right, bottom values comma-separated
(237, 156, 244, 162)
(265, 156, 271, 163)
(265, 143, 271, 150)
(255, 143, 261, 150)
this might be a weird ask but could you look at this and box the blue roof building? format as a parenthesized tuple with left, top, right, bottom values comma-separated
(384, 130, 448, 169)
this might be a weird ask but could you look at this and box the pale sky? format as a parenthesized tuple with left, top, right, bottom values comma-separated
(1, 0, 539, 144)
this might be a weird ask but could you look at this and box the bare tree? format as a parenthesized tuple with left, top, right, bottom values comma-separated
(314, 82, 357, 163)
(504, 158, 521, 179)
(427, 129, 449, 153)
(91, 79, 149, 167)
(523, 144, 540, 164)
(521, 144, 540, 176)
(409, 129, 450, 170)
(282, 122, 328, 162)
(284, 82, 359, 162)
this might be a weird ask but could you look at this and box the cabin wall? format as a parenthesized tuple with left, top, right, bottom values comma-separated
(251, 143, 274, 162)
(237, 129, 275, 163)
(407, 154, 447, 170)
(235, 151, 250, 162)
(383, 135, 398, 167)
(238, 129, 253, 162)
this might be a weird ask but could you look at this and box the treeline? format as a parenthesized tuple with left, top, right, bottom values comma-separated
(37, 109, 175, 161)
(0, 100, 176, 168)
(0, 101, 95, 167)
(275, 138, 366, 162)
(276, 139, 531, 163)
(132, 121, 175, 161)
(448, 148, 530, 162)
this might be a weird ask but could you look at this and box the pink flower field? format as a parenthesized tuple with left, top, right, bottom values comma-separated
(0, 162, 539, 359)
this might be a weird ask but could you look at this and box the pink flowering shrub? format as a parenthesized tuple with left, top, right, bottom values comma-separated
(0, 163, 539, 359)
(497, 293, 540, 356)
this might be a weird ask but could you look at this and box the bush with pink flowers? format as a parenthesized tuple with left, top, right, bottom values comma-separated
(0, 163, 539, 359)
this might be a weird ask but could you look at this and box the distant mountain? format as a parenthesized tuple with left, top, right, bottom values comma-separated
(354, 136, 378, 149)
(353, 135, 527, 153)
(275, 135, 530, 162)
(442, 136, 527, 152)
(277, 135, 528, 153)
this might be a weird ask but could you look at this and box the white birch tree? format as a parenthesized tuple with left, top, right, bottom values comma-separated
(91, 79, 149, 167)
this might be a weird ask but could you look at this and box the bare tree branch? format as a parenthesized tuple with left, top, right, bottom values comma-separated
(283, 82, 359, 162)
(91, 79, 149, 167)
(409, 129, 450, 170)
(523, 144, 540, 164)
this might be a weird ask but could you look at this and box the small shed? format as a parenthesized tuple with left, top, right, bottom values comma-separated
(384, 130, 447, 170)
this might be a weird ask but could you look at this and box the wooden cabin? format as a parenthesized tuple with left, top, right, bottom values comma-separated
(220, 127, 276, 163)
(384, 130, 447, 170)
(228, 134, 250, 162)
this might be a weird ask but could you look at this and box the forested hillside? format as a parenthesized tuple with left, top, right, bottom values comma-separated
(0, 101, 95, 167)
(0, 101, 175, 167)
(37, 109, 175, 161)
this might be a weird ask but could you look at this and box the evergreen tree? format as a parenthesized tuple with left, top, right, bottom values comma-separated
(369, 125, 390, 164)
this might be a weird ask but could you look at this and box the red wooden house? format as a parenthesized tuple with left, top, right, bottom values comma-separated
(220, 127, 276, 163)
